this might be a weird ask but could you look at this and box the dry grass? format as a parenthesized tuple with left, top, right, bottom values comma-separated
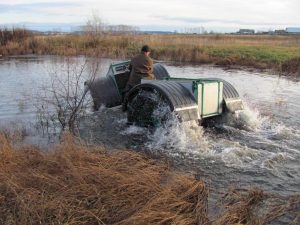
(0, 28, 32, 46)
(0, 28, 35, 55)
(0, 132, 299, 225)
(1, 30, 300, 76)
(0, 133, 209, 225)
(213, 188, 300, 225)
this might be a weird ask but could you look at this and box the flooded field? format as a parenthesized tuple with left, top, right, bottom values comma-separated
(0, 55, 299, 202)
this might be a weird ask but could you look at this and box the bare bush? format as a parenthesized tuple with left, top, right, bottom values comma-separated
(84, 11, 104, 36)
(36, 57, 99, 136)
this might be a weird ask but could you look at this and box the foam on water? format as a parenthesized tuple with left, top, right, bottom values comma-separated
(121, 125, 148, 135)
(214, 103, 300, 169)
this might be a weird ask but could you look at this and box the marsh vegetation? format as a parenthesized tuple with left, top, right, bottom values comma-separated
(1, 28, 300, 76)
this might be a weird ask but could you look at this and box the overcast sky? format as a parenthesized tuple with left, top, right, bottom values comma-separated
(0, 0, 299, 32)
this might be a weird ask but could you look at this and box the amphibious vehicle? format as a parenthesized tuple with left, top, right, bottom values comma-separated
(87, 61, 244, 126)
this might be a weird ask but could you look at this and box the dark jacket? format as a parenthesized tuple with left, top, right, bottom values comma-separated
(126, 53, 154, 88)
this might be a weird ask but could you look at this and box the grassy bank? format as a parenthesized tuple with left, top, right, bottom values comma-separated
(1, 29, 300, 76)
(1, 133, 299, 224)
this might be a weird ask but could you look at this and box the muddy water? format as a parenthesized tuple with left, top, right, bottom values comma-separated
(0, 56, 299, 201)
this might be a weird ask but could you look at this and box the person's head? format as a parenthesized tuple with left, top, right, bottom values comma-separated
(141, 45, 151, 56)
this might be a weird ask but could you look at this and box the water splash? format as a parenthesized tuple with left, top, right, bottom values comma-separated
(222, 103, 267, 131)
(121, 125, 148, 135)
(211, 102, 300, 170)
(146, 115, 211, 156)
(145, 100, 300, 171)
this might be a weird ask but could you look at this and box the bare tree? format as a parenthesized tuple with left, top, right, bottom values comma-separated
(36, 57, 100, 136)
(84, 11, 104, 36)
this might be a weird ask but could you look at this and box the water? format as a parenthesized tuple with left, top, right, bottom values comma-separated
(152, 64, 300, 196)
(0, 55, 299, 199)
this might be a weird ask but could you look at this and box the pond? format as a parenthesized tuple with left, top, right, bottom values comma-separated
(0, 55, 299, 201)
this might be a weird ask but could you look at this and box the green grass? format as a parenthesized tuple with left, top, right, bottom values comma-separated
(208, 45, 300, 63)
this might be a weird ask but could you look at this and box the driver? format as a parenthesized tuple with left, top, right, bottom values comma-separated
(126, 45, 154, 90)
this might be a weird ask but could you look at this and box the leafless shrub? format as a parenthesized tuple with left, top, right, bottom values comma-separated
(35, 57, 99, 136)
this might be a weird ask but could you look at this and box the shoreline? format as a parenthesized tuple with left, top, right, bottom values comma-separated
(0, 33, 299, 77)
(1, 53, 299, 80)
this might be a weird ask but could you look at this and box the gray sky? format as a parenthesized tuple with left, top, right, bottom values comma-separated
(0, 0, 299, 32)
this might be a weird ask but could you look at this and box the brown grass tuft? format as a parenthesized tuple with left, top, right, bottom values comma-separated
(281, 57, 300, 75)
(213, 188, 300, 225)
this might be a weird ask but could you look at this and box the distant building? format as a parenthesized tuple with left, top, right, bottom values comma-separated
(274, 29, 287, 35)
(286, 27, 300, 34)
(237, 29, 255, 35)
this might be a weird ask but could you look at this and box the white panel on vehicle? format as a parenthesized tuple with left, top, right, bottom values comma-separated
(198, 81, 223, 118)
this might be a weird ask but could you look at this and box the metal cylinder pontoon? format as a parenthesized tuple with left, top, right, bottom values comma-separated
(87, 62, 170, 109)
(126, 78, 244, 125)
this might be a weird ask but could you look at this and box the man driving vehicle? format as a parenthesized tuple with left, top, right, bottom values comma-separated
(126, 45, 155, 90)
(122, 45, 155, 111)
